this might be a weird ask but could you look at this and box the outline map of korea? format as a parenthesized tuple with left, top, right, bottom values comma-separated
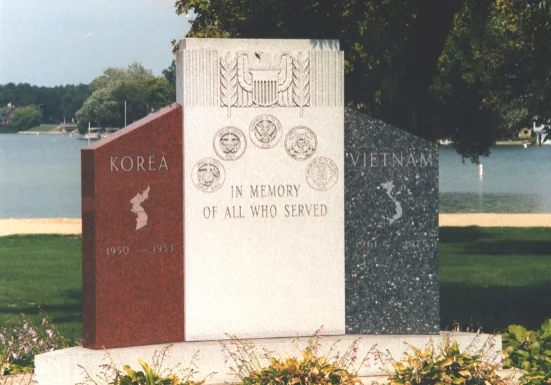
(130, 186, 150, 230)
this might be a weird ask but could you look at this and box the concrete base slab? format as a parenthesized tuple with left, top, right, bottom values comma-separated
(358, 368, 523, 385)
(35, 333, 501, 385)
(0, 374, 37, 385)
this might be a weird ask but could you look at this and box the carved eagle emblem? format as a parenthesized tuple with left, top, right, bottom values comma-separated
(220, 51, 310, 117)
(237, 52, 293, 107)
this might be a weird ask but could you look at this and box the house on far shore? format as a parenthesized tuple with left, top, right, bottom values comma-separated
(518, 127, 532, 139)
(60, 123, 77, 133)
(0, 103, 15, 126)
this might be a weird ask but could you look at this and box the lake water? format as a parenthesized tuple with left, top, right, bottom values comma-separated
(439, 146, 551, 213)
(1, 134, 550, 218)
(0, 134, 88, 218)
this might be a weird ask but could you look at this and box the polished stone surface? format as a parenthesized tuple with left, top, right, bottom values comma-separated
(344, 108, 439, 334)
(81, 104, 184, 349)
(177, 38, 345, 340)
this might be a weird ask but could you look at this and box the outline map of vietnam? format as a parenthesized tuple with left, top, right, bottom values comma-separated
(380, 181, 403, 225)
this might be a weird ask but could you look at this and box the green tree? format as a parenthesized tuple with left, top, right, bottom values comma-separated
(75, 88, 120, 133)
(0, 83, 91, 123)
(173, 0, 476, 154)
(59, 84, 91, 121)
(76, 62, 174, 133)
(90, 62, 154, 92)
(90, 67, 127, 92)
(428, 0, 551, 160)
(174, 0, 551, 161)
(162, 59, 176, 97)
(9, 105, 42, 131)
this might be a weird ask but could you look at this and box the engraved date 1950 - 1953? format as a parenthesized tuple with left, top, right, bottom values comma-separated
(106, 244, 174, 255)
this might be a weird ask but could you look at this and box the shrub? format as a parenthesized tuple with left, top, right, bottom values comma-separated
(386, 338, 505, 385)
(220, 330, 372, 385)
(0, 314, 69, 376)
(9, 105, 42, 131)
(502, 319, 551, 384)
(78, 345, 209, 385)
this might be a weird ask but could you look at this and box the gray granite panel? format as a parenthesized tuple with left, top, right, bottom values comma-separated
(344, 108, 439, 334)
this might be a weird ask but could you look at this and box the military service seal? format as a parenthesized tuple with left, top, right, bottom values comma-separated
(285, 126, 317, 161)
(192, 158, 226, 193)
(213, 127, 247, 161)
(249, 114, 282, 149)
(306, 157, 338, 191)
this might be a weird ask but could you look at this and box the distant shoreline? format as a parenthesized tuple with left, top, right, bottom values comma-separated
(17, 131, 73, 135)
(1, 130, 545, 144)
(439, 213, 551, 227)
(494, 140, 537, 146)
(1, 214, 550, 236)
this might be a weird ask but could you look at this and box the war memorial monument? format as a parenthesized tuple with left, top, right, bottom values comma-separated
(34, 38, 499, 385)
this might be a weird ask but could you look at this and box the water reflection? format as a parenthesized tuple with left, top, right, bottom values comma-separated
(440, 192, 544, 213)
(440, 146, 551, 213)
(0, 134, 88, 218)
(1, 134, 551, 217)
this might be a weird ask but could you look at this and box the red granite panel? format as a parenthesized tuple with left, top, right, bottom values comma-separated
(82, 104, 184, 349)
(81, 150, 96, 346)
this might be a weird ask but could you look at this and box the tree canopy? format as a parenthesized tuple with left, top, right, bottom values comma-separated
(9, 105, 42, 131)
(175, 0, 551, 162)
(75, 62, 174, 133)
(0, 83, 91, 123)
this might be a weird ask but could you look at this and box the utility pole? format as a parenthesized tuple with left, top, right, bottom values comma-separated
(124, 100, 127, 127)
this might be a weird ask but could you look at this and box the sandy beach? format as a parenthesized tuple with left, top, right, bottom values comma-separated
(0, 218, 82, 236)
(439, 213, 551, 227)
(0, 214, 550, 236)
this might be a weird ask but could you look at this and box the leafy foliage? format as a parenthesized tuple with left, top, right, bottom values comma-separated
(502, 319, 551, 384)
(75, 88, 120, 133)
(428, 0, 551, 161)
(75, 62, 174, 133)
(174, 0, 464, 152)
(0, 314, 70, 376)
(220, 330, 371, 385)
(79, 345, 208, 385)
(163, 60, 177, 97)
(387, 338, 504, 385)
(239, 351, 361, 385)
(0, 83, 91, 123)
(175, 0, 551, 162)
(8, 105, 42, 131)
(112, 359, 186, 385)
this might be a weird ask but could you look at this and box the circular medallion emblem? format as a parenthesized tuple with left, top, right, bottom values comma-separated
(213, 127, 247, 161)
(285, 126, 317, 161)
(306, 157, 338, 191)
(249, 115, 282, 149)
(192, 158, 226, 193)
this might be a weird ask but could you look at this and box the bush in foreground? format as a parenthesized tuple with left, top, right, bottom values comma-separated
(6, 314, 551, 384)
(386, 338, 504, 385)
(502, 318, 551, 384)
(0, 314, 69, 376)
(78, 345, 209, 385)
(220, 331, 371, 385)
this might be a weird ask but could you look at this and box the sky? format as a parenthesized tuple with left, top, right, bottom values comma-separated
(0, 0, 191, 86)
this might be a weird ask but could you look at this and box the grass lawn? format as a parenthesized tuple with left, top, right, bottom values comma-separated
(0, 235, 81, 344)
(0, 228, 550, 343)
(440, 227, 551, 333)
